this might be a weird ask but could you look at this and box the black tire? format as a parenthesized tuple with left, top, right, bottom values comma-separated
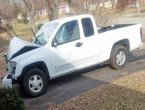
(110, 45, 128, 69)
(23, 68, 48, 97)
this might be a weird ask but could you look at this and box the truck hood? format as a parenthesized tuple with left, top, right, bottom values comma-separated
(7, 37, 39, 60)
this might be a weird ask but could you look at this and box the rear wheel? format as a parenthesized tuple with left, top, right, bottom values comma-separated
(23, 68, 48, 97)
(110, 45, 128, 69)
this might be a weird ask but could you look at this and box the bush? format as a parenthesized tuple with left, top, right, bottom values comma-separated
(0, 88, 25, 110)
(17, 12, 29, 24)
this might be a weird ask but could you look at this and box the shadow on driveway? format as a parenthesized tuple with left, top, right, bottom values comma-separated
(19, 49, 145, 110)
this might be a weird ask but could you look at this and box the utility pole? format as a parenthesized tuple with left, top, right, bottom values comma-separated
(136, 0, 140, 15)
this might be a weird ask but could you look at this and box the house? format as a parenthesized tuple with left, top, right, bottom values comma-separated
(140, 0, 145, 4)
(84, 0, 118, 11)
(35, 1, 70, 18)
(99, 0, 118, 8)
(35, 9, 48, 17)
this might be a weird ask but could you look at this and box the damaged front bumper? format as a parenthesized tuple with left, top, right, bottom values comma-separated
(1, 73, 16, 88)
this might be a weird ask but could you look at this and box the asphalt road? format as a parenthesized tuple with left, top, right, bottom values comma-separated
(20, 13, 145, 110)
(23, 49, 145, 110)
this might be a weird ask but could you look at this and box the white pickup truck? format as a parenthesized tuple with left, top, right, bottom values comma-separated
(2, 14, 142, 97)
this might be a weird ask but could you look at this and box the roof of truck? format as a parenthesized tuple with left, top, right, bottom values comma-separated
(59, 14, 93, 21)
(44, 14, 93, 26)
(39, 14, 93, 31)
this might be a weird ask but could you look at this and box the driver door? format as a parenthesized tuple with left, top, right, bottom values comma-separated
(49, 20, 85, 77)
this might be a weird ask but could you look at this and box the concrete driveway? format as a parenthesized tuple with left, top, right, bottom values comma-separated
(21, 13, 145, 110)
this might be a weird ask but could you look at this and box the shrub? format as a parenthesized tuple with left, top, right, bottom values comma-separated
(0, 88, 25, 110)
(17, 12, 29, 24)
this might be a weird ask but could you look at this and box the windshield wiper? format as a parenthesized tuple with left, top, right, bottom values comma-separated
(31, 28, 41, 45)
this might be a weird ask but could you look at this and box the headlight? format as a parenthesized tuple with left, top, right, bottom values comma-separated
(9, 61, 17, 67)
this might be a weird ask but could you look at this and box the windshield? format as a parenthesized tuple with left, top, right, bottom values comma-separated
(32, 21, 59, 45)
(33, 30, 46, 45)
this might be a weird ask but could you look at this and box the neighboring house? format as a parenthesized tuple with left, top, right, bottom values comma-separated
(84, 0, 118, 10)
(35, 1, 70, 18)
(141, 0, 145, 3)
(35, 9, 48, 17)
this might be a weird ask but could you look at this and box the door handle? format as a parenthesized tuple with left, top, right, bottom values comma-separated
(75, 42, 83, 47)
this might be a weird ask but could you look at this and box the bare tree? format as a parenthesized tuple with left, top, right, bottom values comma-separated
(116, 0, 141, 15)
(21, 0, 36, 33)
(110, 0, 116, 9)
(136, 0, 140, 15)
(45, 0, 59, 20)
(71, 0, 114, 27)
(116, 0, 140, 11)
(0, 0, 23, 37)
(0, 0, 22, 20)
(116, 0, 128, 11)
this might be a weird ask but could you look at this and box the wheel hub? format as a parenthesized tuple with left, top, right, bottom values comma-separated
(116, 50, 126, 66)
(29, 75, 43, 93)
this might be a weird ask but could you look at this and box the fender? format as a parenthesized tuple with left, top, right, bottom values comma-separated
(109, 39, 130, 59)
(17, 61, 50, 82)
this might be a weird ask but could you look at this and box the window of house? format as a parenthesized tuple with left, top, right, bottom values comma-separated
(55, 20, 80, 45)
(81, 18, 94, 37)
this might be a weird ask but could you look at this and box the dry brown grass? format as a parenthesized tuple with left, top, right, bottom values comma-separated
(47, 70, 145, 110)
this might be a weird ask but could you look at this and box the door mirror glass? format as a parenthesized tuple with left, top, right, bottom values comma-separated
(52, 38, 58, 47)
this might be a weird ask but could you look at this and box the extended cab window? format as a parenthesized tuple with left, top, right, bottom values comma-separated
(81, 18, 94, 37)
(55, 20, 80, 45)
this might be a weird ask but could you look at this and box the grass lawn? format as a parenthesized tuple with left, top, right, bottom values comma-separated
(47, 70, 145, 110)
(12, 23, 33, 41)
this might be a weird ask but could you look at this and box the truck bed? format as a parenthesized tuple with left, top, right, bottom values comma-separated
(98, 24, 135, 33)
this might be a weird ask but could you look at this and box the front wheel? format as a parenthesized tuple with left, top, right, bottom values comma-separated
(110, 46, 128, 69)
(23, 68, 48, 97)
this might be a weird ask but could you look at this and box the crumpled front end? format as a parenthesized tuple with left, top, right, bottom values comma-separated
(1, 54, 17, 88)
(1, 36, 39, 88)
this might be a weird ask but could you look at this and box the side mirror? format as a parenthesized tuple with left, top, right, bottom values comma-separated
(52, 38, 58, 47)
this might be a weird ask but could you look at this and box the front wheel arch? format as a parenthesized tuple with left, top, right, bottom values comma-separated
(18, 61, 50, 82)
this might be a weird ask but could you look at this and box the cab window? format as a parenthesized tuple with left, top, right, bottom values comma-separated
(55, 20, 80, 45)
(81, 18, 94, 37)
